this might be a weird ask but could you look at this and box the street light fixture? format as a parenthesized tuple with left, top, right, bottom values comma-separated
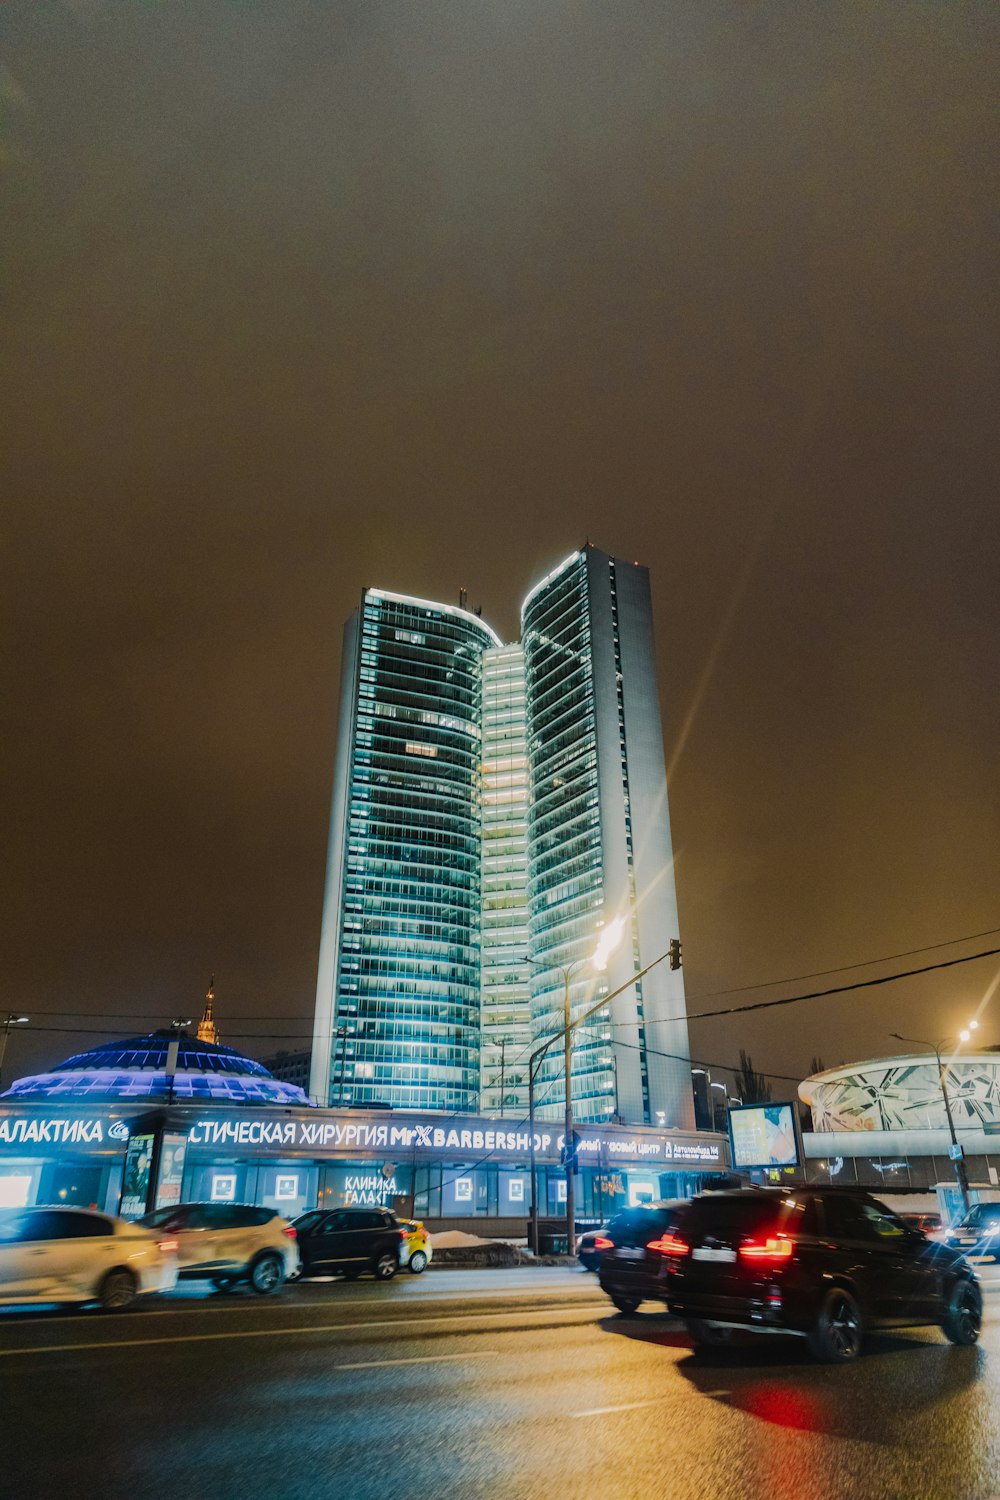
(0, 1013, 29, 1093)
(891, 1022, 981, 1216)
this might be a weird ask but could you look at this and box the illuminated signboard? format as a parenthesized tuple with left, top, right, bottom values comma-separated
(729, 1103, 800, 1171)
(183, 1114, 724, 1166)
(0, 1114, 124, 1152)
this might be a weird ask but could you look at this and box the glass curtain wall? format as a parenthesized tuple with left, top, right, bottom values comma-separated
(479, 645, 532, 1115)
(521, 553, 614, 1122)
(333, 591, 499, 1112)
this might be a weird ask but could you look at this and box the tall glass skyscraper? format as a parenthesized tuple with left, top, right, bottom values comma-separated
(311, 549, 693, 1129)
(522, 549, 693, 1128)
(310, 589, 501, 1113)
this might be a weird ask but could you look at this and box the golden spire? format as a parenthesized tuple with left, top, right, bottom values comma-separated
(197, 975, 218, 1045)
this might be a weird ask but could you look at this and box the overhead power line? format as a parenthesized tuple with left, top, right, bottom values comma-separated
(682, 922, 1000, 1002)
(15, 922, 999, 1024)
(685, 945, 1000, 1022)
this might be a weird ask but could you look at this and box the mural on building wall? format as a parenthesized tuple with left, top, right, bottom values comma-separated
(803, 1057, 1000, 1133)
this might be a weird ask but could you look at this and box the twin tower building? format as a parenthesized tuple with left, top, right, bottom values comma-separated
(310, 544, 694, 1131)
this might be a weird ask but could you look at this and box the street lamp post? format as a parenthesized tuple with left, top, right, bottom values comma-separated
(0, 1013, 29, 1093)
(527, 936, 675, 1256)
(891, 1022, 979, 1216)
(528, 919, 625, 1255)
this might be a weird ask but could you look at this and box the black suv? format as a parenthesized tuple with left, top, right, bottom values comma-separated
(294, 1207, 405, 1281)
(596, 1202, 687, 1314)
(663, 1188, 981, 1362)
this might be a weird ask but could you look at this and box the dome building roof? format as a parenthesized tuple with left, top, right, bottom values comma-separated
(2, 1030, 312, 1107)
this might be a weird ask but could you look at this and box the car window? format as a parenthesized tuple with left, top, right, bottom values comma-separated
(0, 1214, 32, 1243)
(56, 1213, 112, 1238)
(859, 1201, 907, 1240)
(293, 1212, 325, 1235)
(601, 1206, 678, 1245)
(139, 1208, 179, 1230)
(226, 1206, 271, 1228)
(350, 1211, 385, 1231)
(14, 1210, 85, 1243)
(203, 1205, 247, 1229)
(681, 1195, 813, 1241)
(320, 1213, 347, 1234)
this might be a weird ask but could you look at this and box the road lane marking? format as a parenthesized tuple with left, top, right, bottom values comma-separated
(572, 1390, 729, 1418)
(336, 1351, 499, 1370)
(0, 1302, 607, 1358)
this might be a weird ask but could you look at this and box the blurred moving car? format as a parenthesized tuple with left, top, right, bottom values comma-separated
(595, 1202, 688, 1312)
(293, 1207, 404, 1280)
(139, 1203, 298, 1293)
(900, 1211, 947, 1243)
(944, 1202, 1000, 1267)
(664, 1188, 981, 1363)
(398, 1219, 432, 1273)
(0, 1206, 177, 1311)
(576, 1227, 611, 1273)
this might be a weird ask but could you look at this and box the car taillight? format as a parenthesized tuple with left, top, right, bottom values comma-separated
(157, 1239, 179, 1253)
(282, 1226, 297, 1240)
(647, 1233, 689, 1257)
(739, 1236, 794, 1262)
(400, 1229, 409, 1240)
(593, 1235, 613, 1251)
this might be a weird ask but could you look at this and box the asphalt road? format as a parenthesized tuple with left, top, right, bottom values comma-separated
(2, 1267, 1000, 1500)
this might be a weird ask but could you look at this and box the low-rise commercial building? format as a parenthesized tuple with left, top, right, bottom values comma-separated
(0, 1031, 727, 1232)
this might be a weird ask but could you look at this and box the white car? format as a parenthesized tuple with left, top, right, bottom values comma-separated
(0, 1206, 178, 1311)
(138, 1203, 300, 1293)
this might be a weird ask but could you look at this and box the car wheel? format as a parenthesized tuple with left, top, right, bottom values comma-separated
(408, 1250, 428, 1275)
(686, 1319, 733, 1350)
(942, 1278, 982, 1346)
(809, 1286, 864, 1363)
(99, 1269, 137, 1313)
(249, 1253, 285, 1295)
(610, 1293, 640, 1315)
(373, 1251, 398, 1280)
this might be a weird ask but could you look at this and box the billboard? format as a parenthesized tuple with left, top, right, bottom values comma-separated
(119, 1132, 154, 1218)
(729, 1103, 800, 1171)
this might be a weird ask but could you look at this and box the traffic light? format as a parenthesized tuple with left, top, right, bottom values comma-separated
(668, 938, 682, 970)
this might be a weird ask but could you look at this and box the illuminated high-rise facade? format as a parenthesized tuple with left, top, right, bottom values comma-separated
(310, 590, 501, 1112)
(311, 549, 692, 1129)
(522, 549, 693, 1129)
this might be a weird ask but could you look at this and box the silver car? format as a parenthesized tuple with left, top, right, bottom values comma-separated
(0, 1206, 178, 1310)
(139, 1202, 300, 1293)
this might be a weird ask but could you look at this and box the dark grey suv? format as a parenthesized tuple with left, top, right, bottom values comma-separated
(596, 1201, 687, 1313)
(665, 1188, 981, 1362)
(294, 1207, 405, 1281)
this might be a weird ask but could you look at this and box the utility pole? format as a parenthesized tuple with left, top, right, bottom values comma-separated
(528, 942, 675, 1256)
(892, 1025, 979, 1217)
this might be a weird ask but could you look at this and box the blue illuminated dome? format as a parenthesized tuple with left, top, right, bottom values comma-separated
(1, 1031, 312, 1107)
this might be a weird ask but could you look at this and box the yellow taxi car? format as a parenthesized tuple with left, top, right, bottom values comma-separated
(397, 1219, 432, 1274)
